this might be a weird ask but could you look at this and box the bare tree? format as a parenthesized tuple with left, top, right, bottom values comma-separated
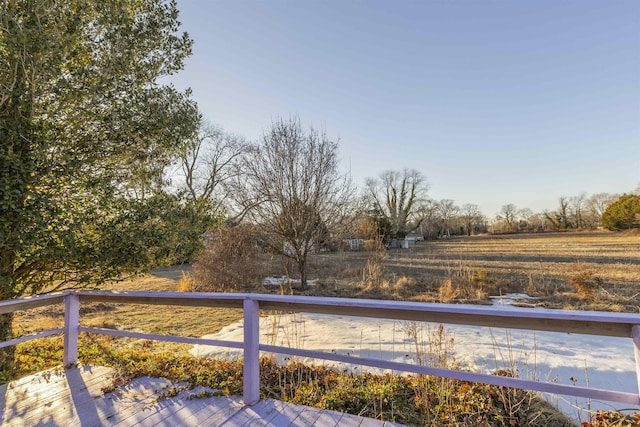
(514, 208, 532, 231)
(499, 204, 518, 231)
(413, 199, 440, 239)
(556, 196, 571, 229)
(179, 121, 247, 204)
(587, 193, 616, 217)
(544, 196, 571, 230)
(240, 117, 353, 288)
(518, 208, 533, 222)
(569, 192, 587, 229)
(527, 212, 548, 231)
(460, 203, 482, 236)
(585, 192, 618, 228)
(436, 199, 459, 237)
(365, 169, 428, 238)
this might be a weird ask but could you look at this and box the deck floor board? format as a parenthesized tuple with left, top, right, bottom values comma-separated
(0, 366, 407, 427)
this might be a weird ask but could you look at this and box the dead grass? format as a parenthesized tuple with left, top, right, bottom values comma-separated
(300, 231, 640, 312)
(13, 231, 639, 358)
(393, 276, 419, 298)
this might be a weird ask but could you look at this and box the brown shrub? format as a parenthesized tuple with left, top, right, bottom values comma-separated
(361, 243, 388, 291)
(363, 239, 383, 252)
(394, 276, 420, 298)
(438, 264, 490, 303)
(568, 265, 603, 300)
(192, 224, 268, 292)
(526, 272, 554, 297)
(583, 410, 640, 427)
(438, 278, 460, 303)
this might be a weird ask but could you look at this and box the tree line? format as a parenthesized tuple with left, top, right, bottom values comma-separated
(177, 116, 639, 286)
(178, 116, 634, 238)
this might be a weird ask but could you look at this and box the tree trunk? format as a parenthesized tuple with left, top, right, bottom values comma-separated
(297, 258, 307, 291)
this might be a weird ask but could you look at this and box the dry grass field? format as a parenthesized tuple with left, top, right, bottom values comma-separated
(15, 267, 242, 356)
(305, 231, 640, 312)
(14, 231, 639, 357)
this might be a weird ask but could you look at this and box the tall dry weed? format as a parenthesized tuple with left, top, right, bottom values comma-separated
(487, 330, 540, 424)
(361, 240, 388, 290)
(393, 276, 419, 298)
(402, 322, 566, 425)
(438, 262, 489, 302)
(403, 323, 461, 422)
(526, 272, 549, 296)
(568, 264, 603, 300)
(438, 278, 460, 303)
(176, 271, 196, 292)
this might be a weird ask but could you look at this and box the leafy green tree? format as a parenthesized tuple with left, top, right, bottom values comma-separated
(602, 194, 640, 231)
(0, 0, 205, 374)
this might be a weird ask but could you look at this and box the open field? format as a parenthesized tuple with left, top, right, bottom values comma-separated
(13, 231, 640, 357)
(303, 231, 640, 312)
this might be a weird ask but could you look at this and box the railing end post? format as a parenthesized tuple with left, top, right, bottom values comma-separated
(631, 325, 640, 399)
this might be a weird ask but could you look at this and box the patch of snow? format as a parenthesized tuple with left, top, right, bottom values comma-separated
(490, 293, 540, 309)
(191, 306, 638, 424)
(262, 276, 290, 286)
(262, 276, 318, 286)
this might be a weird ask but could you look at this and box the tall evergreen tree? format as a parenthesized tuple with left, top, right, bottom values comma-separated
(602, 194, 640, 231)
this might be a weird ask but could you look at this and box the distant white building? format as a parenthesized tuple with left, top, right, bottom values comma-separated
(405, 233, 424, 243)
(345, 238, 364, 251)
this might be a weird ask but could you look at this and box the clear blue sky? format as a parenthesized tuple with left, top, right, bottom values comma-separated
(169, 0, 640, 217)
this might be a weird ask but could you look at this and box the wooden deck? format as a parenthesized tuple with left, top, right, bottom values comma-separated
(0, 365, 406, 426)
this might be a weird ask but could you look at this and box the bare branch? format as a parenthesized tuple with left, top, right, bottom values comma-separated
(179, 120, 248, 204)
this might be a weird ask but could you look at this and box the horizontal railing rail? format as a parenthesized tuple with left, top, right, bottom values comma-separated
(2, 291, 640, 407)
(0, 293, 64, 314)
(0, 294, 66, 349)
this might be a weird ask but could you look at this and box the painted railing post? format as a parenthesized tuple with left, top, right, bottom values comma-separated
(632, 325, 640, 399)
(243, 297, 260, 405)
(63, 293, 80, 366)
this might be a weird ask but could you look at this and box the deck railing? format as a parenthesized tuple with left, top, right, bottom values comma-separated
(2, 291, 640, 407)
